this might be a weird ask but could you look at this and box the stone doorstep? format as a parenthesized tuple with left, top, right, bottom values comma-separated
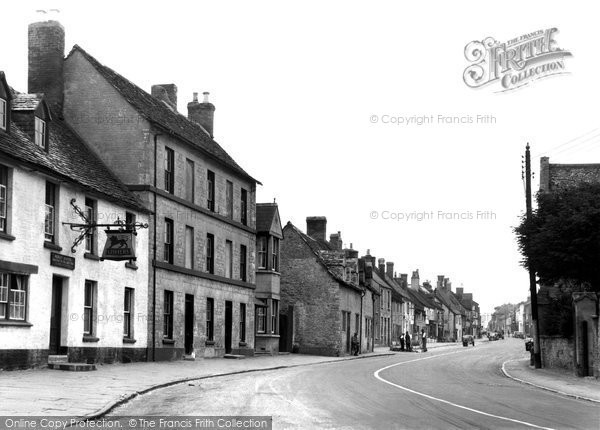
(48, 355, 69, 364)
(47, 362, 97, 371)
(223, 354, 246, 359)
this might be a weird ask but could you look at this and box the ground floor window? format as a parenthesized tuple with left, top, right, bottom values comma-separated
(84, 280, 96, 335)
(0, 272, 27, 321)
(163, 290, 174, 339)
(124, 287, 134, 338)
(256, 305, 266, 333)
(270, 299, 278, 334)
(239, 303, 246, 342)
(206, 297, 214, 341)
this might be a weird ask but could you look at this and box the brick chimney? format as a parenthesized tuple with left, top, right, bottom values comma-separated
(378, 258, 386, 277)
(362, 250, 377, 268)
(329, 231, 342, 251)
(188, 91, 215, 137)
(437, 275, 445, 288)
(399, 274, 408, 288)
(386, 262, 394, 279)
(151, 84, 177, 111)
(28, 20, 65, 110)
(540, 156, 550, 192)
(410, 269, 420, 289)
(306, 216, 327, 242)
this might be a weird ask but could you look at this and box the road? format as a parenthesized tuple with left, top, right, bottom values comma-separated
(111, 339, 599, 429)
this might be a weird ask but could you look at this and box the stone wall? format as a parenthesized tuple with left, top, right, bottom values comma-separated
(540, 335, 574, 371)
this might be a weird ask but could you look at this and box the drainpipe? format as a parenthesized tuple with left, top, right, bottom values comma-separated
(371, 293, 376, 352)
(359, 288, 365, 353)
(152, 133, 162, 362)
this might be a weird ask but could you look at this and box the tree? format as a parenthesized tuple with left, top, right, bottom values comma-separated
(515, 182, 600, 292)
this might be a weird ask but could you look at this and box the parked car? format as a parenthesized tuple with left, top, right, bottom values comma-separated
(488, 332, 499, 341)
(462, 335, 475, 347)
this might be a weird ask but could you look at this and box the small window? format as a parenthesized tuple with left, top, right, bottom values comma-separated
(207, 170, 215, 211)
(206, 233, 214, 274)
(257, 236, 267, 269)
(240, 189, 248, 226)
(225, 240, 232, 278)
(164, 147, 174, 194)
(44, 182, 56, 243)
(0, 165, 8, 233)
(163, 290, 173, 339)
(271, 237, 279, 272)
(124, 288, 134, 338)
(0, 273, 27, 321)
(184, 226, 194, 269)
(185, 158, 194, 203)
(226, 180, 233, 219)
(84, 280, 96, 335)
(240, 303, 246, 342)
(0, 99, 6, 131)
(164, 218, 173, 264)
(239, 245, 247, 282)
(34, 117, 46, 149)
(84, 198, 97, 254)
(206, 297, 214, 341)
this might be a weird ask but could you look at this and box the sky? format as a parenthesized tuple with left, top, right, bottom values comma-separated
(2, 1, 599, 318)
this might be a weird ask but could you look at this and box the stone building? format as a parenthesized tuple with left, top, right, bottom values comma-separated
(280, 217, 372, 355)
(0, 71, 150, 369)
(254, 202, 283, 355)
(22, 19, 260, 360)
(538, 156, 600, 377)
(434, 276, 463, 341)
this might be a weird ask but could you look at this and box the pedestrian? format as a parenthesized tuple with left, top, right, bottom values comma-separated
(421, 329, 427, 352)
(405, 331, 411, 352)
(351, 332, 359, 356)
(399, 335, 405, 351)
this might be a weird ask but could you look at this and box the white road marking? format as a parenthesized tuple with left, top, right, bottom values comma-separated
(373, 350, 556, 430)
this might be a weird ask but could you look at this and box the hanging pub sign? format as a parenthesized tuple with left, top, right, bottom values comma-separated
(101, 229, 136, 261)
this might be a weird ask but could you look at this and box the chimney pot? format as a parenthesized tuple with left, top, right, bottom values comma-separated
(188, 91, 215, 138)
(193, 92, 198, 102)
(203, 91, 210, 103)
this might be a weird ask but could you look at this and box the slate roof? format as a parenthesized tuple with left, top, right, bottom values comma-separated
(68, 45, 259, 185)
(435, 288, 464, 315)
(283, 222, 361, 292)
(0, 100, 148, 213)
(256, 203, 282, 237)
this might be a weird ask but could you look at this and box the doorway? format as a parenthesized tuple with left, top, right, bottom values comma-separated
(184, 294, 194, 355)
(49, 276, 62, 355)
(225, 301, 232, 354)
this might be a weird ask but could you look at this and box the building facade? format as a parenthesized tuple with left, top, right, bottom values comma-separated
(20, 19, 261, 360)
(0, 71, 149, 369)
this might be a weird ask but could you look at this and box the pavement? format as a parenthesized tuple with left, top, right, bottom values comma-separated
(502, 356, 600, 403)
(1, 338, 598, 421)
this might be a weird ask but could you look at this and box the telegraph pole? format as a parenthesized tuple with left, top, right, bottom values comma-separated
(525, 143, 542, 368)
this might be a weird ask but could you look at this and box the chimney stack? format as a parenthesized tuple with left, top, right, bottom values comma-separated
(410, 269, 420, 289)
(329, 231, 342, 251)
(151, 84, 177, 111)
(377, 258, 385, 277)
(188, 91, 215, 137)
(28, 20, 65, 110)
(540, 157, 550, 192)
(400, 274, 408, 287)
(437, 275, 445, 288)
(306, 216, 327, 242)
(386, 262, 394, 279)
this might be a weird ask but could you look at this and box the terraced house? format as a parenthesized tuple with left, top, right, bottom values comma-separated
(0, 70, 150, 369)
(21, 19, 260, 361)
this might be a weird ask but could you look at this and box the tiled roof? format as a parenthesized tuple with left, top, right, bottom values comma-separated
(0, 109, 148, 213)
(11, 93, 43, 110)
(284, 222, 361, 292)
(256, 203, 282, 237)
(68, 45, 259, 185)
(435, 288, 464, 315)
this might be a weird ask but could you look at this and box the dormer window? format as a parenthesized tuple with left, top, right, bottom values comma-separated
(0, 99, 6, 131)
(35, 117, 46, 149)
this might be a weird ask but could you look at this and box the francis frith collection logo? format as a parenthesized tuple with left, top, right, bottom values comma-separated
(463, 28, 572, 92)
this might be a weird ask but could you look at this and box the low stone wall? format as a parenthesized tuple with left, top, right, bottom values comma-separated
(540, 335, 574, 371)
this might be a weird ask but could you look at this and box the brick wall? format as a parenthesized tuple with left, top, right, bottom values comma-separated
(540, 335, 574, 371)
